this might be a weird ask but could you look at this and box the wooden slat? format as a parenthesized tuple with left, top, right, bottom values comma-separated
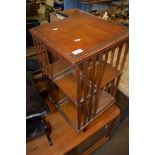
(111, 42, 129, 96)
(100, 53, 108, 86)
(93, 54, 103, 116)
(82, 61, 89, 125)
(112, 75, 121, 97)
(76, 66, 82, 130)
(53, 88, 115, 132)
(109, 79, 115, 95)
(88, 57, 96, 121)
(120, 42, 129, 72)
(110, 49, 115, 66)
(47, 78, 58, 103)
(54, 63, 120, 104)
(93, 53, 108, 116)
(43, 75, 54, 100)
(115, 44, 123, 69)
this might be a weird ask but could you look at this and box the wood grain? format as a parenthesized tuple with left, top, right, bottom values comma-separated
(30, 12, 128, 65)
(54, 63, 120, 103)
(30, 11, 128, 132)
(26, 104, 120, 155)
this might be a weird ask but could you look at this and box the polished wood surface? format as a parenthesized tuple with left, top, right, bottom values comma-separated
(31, 12, 128, 65)
(30, 11, 128, 132)
(27, 104, 120, 155)
(54, 62, 120, 103)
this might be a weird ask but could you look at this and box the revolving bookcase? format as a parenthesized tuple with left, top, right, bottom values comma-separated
(30, 11, 128, 132)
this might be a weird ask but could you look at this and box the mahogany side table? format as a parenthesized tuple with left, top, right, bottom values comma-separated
(27, 104, 120, 155)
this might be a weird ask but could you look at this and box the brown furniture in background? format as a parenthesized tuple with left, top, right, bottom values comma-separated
(30, 11, 128, 132)
(27, 104, 120, 155)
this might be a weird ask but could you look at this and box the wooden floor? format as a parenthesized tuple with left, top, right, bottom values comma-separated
(26, 104, 120, 155)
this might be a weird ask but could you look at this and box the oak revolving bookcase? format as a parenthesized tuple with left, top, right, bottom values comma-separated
(30, 11, 129, 132)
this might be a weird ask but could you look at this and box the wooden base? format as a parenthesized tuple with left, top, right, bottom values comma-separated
(26, 104, 120, 155)
(56, 90, 116, 132)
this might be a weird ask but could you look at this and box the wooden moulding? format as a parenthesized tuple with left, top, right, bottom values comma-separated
(30, 12, 128, 66)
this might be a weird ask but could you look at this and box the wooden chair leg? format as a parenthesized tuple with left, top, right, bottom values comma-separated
(45, 131, 52, 145)
(43, 117, 52, 146)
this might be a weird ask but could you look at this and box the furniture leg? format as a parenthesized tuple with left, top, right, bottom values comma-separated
(104, 118, 118, 138)
(43, 117, 52, 146)
(45, 131, 52, 145)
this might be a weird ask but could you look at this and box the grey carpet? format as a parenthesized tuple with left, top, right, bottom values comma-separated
(92, 116, 129, 155)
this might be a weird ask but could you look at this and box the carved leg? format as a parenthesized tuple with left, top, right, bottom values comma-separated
(45, 131, 52, 145)
(43, 117, 52, 146)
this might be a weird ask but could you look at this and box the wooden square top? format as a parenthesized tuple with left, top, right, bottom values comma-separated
(31, 11, 128, 66)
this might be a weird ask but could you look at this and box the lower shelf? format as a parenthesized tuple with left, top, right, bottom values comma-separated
(96, 90, 116, 114)
(54, 63, 120, 103)
(58, 100, 78, 130)
(56, 89, 116, 132)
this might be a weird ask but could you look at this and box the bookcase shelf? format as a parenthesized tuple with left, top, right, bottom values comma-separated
(54, 62, 120, 104)
(56, 89, 116, 132)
